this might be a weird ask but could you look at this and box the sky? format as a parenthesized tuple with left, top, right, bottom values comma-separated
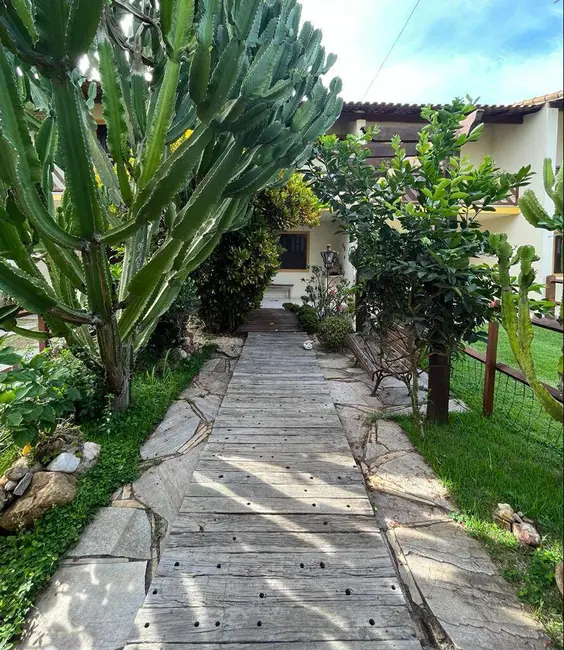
(299, 0, 564, 105)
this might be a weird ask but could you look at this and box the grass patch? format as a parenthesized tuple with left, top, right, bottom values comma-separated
(451, 355, 562, 463)
(469, 325, 562, 387)
(397, 410, 563, 647)
(0, 347, 212, 649)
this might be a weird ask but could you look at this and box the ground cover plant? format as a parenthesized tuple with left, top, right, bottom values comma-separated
(398, 410, 563, 647)
(0, 347, 211, 648)
(0, 0, 342, 409)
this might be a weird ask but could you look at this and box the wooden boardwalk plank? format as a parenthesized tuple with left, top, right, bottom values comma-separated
(126, 331, 417, 647)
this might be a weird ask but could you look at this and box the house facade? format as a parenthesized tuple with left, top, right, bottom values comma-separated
(268, 91, 563, 303)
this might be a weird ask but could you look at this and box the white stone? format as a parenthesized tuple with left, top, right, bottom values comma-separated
(46, 452, 80, 474)
(20, 560, 147, 650)
(77, 442, 101, 475)
(303, 340, 314, 350)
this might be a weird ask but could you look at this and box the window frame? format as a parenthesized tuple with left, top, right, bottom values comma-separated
(278, 231, 310, 272)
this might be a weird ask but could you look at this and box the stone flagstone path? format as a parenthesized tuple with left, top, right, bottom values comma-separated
(125, 332, 420, 649)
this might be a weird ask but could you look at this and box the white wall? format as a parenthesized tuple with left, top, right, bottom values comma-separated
(269, 213, 344, 301)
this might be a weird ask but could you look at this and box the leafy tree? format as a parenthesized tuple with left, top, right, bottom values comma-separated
(0, 0, 342, 409)
(306, 99, 532, 423)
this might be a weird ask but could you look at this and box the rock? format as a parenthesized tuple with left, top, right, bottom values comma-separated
(13, 472, 33, 496)
(0, 472, 76, 531)
(0, 487, 8, 510)
(76, 441, 101, 475)
(513, 522, 541, 548)
(493, 503, 515, 530)
(556, 561, 563, 596)
(6, 457, 29, 482)
(4, 480, 17, 492)
(0, 476, 8, 488)
(46, 452, 80, 474)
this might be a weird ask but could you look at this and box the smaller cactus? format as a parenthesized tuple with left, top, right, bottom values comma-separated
(490, 158, 563, 423)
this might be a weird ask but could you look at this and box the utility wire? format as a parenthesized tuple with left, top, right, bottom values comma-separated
(361, 0, 422, 101)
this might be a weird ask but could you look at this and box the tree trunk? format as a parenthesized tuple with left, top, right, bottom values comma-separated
(426, 352, 450, 423)
(355, 271, 367, 332)
(97, 317, 130, 411)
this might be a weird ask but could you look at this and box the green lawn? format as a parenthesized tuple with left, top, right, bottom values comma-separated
(0, 348, 212, 649)
(469, 324, 562, 388)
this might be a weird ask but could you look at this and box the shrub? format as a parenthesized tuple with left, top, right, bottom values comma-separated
(301, 266, 355, 319)
(45, 349, 106, 423)
(297, 305, 320, 335)
(318, 315, 353, 351)
(282, 302, 301, 313)
(146, 278, 200, 355)
(0, 343, 81, 448)
(255, 173, 323, 230)
(193, 222, 281, 332)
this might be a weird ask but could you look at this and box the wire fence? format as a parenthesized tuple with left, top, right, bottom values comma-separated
(451, 352, 563, 461)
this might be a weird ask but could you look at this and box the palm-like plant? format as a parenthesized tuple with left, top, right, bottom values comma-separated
(0, 0, 342, 408)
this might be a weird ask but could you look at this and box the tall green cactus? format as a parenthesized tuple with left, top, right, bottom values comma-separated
(0, 0, 342, 409)
(490, 159, 564, 423)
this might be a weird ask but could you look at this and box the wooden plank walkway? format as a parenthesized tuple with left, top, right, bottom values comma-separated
(125, 333, 420, 649)
(236, 308, 301, 333)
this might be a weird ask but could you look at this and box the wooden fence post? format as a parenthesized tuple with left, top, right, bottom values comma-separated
(426, 352, 451, 423)
(483, 320, 499, 417)
(38, 316, 48, 352)
(546, 275, 556, 317)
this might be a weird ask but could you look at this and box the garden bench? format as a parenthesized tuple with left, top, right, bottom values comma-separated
(346, 325, 414, 395)
(268, 283, 294, 299)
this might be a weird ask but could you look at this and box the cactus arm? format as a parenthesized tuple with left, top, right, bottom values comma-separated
(172, 139, 243, 240)
(132, 121, 215, 224)
(0, 213, 37, 277)
(35, 114, 57, 213)
(139, 0, 195, 187)
(65, 0, 104, 62)
(98, 39, 133, 205)
(494, 237, 564, 423)
(0, 257, 93, 325)
(9, 0, 38, 44)
(52, 79, 104, 238)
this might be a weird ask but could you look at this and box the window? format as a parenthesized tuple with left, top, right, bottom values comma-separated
(279, 233, 309, 270)
(554, 234, 563, 274)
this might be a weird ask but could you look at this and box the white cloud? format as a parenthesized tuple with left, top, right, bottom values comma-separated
(299, 0, 563, 104)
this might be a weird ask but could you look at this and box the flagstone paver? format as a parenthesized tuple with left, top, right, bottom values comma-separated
(125, 333, 421, 648)
(320, 348, 550, 650)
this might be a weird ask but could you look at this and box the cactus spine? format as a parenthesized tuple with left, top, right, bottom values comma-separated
(0, 0, 342, 408)
(490, 159, 563, 422)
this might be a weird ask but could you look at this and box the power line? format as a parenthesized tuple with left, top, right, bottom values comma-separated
(361, 0, 422, 101)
